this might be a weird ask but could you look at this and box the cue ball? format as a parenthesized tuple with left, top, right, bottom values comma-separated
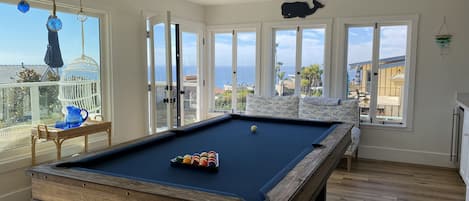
(250, 125, 257, 133)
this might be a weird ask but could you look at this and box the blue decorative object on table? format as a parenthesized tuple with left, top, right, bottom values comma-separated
(65, 105, 88, 128)
(55, 121, 67, 129)
(17, 0, 30, 13)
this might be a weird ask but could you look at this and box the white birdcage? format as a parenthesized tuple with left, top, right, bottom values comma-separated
(58, 55, 101, 114)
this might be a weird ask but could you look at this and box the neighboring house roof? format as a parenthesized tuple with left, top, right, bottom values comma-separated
(349, 55, 406, 70)
(0, 65, 48, 84)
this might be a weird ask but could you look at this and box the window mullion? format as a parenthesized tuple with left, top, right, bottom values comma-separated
(295, 26, 302, 96)
(232, 30, 238, 113)
(369, 23, 381, 124)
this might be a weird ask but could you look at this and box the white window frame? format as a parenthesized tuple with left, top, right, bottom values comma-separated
(207, 24, 261, 113)
(262, 19, 333, 97)
(0, 0, 111, 169)
(335, 15, 419, 129)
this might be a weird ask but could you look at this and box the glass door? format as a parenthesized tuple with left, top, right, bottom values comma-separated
(148, 12, 176, 133)
(147, 13, 203, 133)
(179, 31, 201, 125)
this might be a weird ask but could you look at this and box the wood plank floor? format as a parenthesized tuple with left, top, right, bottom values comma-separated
(327, 159, 466, 201)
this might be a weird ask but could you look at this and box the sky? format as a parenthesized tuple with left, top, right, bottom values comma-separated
(347, 25, 408, 64)
(0, 2, 100, 66)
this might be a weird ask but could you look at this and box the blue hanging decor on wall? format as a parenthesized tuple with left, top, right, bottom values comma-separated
(17, 0, 30, 13)
(281, 0, 324, 18)
(46, 0, 62, 32)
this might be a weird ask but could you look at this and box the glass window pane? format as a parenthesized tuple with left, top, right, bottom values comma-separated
(214, 33, 233, 111)
(0, 2, 101, 152)
(154, 24, 177, 131)
(346, 26, 374, 122)
(300, 28, 325, 97)
(376, 25, 408, 123)
(153, 23, 169, 131)
(182, 32, 198, 124)
(236, 32, 256, 112)
(274, 30, 296, 96)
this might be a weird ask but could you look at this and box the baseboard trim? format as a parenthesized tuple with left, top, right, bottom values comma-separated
(0, 186, 31, 201)
(358, 145, 456, 168)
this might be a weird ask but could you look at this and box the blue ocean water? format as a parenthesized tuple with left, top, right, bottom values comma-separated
(151, 66, 296, 88)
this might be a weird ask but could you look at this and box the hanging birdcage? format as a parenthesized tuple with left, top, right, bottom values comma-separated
(58, 55, 101, 114)
(58, 1, 101, 115)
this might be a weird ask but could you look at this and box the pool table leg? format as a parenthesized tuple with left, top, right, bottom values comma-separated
(315, 184, 326, 201)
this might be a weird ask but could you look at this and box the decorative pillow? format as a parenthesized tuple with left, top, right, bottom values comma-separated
(246, 95, 299, 119)
(299, 98, 359, 127)
(336, 99, 359, 127)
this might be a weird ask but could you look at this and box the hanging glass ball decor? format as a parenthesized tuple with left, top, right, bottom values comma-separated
(17, 0, 30, 13)
(77, 0, 88, 23)
(47, 16, 63, 32)
(77, 12, 88, 22)
(46, 0, 62, 32)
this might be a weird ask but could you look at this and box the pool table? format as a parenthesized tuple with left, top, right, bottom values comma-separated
(28, 114, 352, 201)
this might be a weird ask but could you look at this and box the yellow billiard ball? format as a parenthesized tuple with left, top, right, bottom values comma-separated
(250, 125, 257, 133)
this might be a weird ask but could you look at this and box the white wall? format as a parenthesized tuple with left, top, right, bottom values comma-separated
(0, 0, 204, 200)
(205, 0, 469, 167)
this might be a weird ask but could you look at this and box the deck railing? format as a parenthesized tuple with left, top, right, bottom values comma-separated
(0, 81, 63, 152)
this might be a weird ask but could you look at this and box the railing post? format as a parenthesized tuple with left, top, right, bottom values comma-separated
(30, 86, 40, 124)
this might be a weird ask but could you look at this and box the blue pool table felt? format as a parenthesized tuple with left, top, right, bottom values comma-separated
(63, 117, 337, 201)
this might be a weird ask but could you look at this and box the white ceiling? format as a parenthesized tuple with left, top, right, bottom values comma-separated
(187, 0, 273, 6)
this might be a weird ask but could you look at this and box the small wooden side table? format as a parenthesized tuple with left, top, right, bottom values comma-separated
(31, 120, 112, 165)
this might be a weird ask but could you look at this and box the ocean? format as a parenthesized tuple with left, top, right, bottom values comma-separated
(153, 65, 297, 88)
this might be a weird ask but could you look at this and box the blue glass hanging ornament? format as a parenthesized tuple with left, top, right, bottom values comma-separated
(17, 0, 30, 13)
(47, 16, 62, 32)
(46, 0, 62, 32)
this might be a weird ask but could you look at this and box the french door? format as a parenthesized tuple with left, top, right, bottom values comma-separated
(147, 12, 203, 133)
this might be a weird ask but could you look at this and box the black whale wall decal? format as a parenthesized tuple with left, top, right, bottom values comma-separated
(281, 0, 325, 18)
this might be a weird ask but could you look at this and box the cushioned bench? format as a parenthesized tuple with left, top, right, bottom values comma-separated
(246, 95, 360, 171)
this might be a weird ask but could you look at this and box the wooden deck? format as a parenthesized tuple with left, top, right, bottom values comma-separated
(328, 159, 466, 201)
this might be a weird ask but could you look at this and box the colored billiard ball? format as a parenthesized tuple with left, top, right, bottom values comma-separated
(191, 157, 200, 165)
(176, 156, 184, 163)
(199, 158, 208, 167)
(182, 157, 192, 164)
(250, 125, 257, 133)
(208, 162, 216, 168)
(200, 152, 208, 157)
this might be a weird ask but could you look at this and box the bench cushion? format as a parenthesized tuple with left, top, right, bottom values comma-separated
(246, 95, 299, 119)
(299, 98, 359, 127)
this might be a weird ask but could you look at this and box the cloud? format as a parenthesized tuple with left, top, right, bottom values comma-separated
(380, 25, 407, 58)
(347, 41, 373, 64)
(347, 25, 407, 64)
(237, 32, 256, 42)
(275, 29, 326, 67)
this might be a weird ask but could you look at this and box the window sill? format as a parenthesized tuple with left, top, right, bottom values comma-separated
(0, 134, 109, 174)
(359, 123, 413, 132)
